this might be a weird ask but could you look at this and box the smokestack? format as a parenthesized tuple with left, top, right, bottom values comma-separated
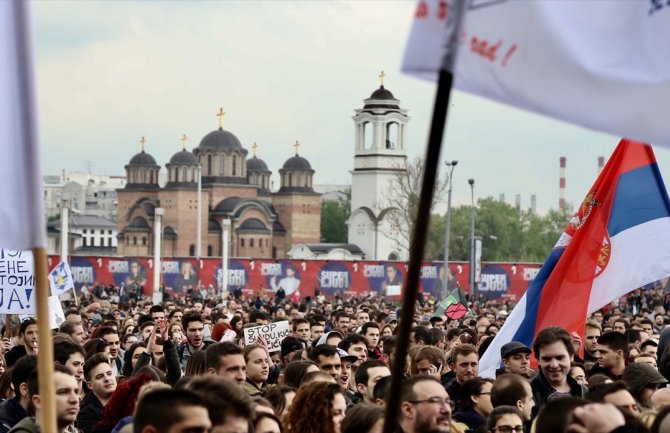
(515, 194, 521, 209)
(559, 157, 566, 209)
(598, 156, 605, 174)
(499, 193, 505, 203)
(530, 194, 537, 214)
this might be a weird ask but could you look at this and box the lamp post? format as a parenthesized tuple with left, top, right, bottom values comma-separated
(468, 178, 476, 299)
(196, 163, 202, 259)
(152, 208, 164, 304)
(221, 219, 231, 299)
(442, 160, 458, 299)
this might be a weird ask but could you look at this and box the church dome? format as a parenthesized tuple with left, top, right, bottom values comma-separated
(282, 154, 312, 171)
(196, 128, 245, 153)
(369, 85, 395, 100)
(128, 150, 158, 167)
(247, 156, 270, 172)
(168, 150, 198, 165)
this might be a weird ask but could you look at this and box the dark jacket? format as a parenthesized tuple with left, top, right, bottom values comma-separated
(531, 369, 586, 418)
(178, 340, 213, 370)
(4, 347, 27, 369)
(133, 340, 181, 385)
(587, 363, 624, 381)
(452, 408, 486, 431)
(445, 378, 463, 410)
(0, 397, 29, 433)
(76, 391, 104, 433)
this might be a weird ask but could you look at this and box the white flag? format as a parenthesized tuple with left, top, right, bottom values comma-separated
(0, 1, 46, 250)
(48, 261, 75, 295)
(402, 0, 670, 148)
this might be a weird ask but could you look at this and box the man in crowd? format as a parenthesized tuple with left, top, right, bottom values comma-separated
(0, 356, 37, 433)
(531, 326, 585, 414)
(334, 312, 351, 336)
(54, 338, 86, 396)
(499, 341, 533, 378)
(399, 375, 452, 433)
(179, 311, 212, 369)
(355, 360, 391, 404)
(5, 320, 38, 368)
(446, 344, 479, 408)
(590, 331, 627, 380)
(586, 381, 641, 418)
(205, 342, 247, 385)
(9, 364, 80, 433)
(59, 320, 87, 346)
(133, 388, 211, 433)
(490, 373, 535, 423)
(310, 345, 342, 383)
(362, 322, 383, 360)
(622, 362, 667, 407)
(185, 375, 254, 433)
(291, 318, 311, 342)
(339, 334, 368, 368)
(78, 353, 117, 433)
(98, 326, 124, 375)
(584, 320, 602, 363)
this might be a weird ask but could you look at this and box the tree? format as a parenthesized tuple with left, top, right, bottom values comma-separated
(380, 157, 448, 257)
(320, 188, 351, 243)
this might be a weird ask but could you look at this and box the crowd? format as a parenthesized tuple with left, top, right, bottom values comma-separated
(0, 282, 669, 433)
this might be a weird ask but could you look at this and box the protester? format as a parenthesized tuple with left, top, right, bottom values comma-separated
(283, 382, 346, 433)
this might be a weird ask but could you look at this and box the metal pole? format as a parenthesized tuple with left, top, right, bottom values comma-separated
(222, 219, 231, 298)
(442, 161, 457, 299)
(196, 164, 202, 259)
(60, 200, 68, 264)
(469, 178, 476, 298)
(153, 208, 164, 304)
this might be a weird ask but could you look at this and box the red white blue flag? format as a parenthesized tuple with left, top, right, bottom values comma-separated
(480, 139, 670, 377)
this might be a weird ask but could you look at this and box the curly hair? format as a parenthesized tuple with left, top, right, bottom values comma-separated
(283, 382, 342, 433)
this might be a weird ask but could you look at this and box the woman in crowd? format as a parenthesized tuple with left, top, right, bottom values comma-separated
(244, 344, 271, 396)
(486, 406, 525, 433)
(283, 382, 346, 433)
(453, 377, 494, 431)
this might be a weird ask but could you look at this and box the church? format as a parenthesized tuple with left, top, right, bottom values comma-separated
(115, 112, 321, 258)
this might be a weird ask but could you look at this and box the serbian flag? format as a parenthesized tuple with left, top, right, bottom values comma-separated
(0, 1, 45, 250)
(402, 1, 670, 149)
(479, 139, 670, 378)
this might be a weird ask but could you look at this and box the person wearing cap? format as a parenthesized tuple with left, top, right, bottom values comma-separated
(622, 362, 668, 406)
(280, 336, 305, 367)
(335, 348, 359, 406)
(497, 341, 533, 378)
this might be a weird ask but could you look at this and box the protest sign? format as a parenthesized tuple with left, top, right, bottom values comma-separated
(0, 249, 36, 314)
(243, 320, 291, 352)
(20, 295, 66, 329)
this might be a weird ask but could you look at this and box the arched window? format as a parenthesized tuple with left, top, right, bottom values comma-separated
(189, 244, 195, 256)
(175, 168, 179, 182)
(207, 155, 212, 175)
(288, 173, 292, 186)
(150, 170, 154, 184)
(386, 122, 399, 149)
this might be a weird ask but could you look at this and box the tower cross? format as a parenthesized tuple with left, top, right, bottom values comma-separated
(379, 70, 386, 86)
(217, 108, 226, 129)
(294, 140, 300, 155)
(181, 134, 188, 150)
(140, 136, 146, 152)
(252, 142, 258, 157)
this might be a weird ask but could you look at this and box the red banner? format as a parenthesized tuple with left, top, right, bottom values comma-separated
(49, 256, 541, 302)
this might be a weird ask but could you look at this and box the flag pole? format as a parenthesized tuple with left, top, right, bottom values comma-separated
(33, 247, 57, 432)
(382, 4, 465, 433)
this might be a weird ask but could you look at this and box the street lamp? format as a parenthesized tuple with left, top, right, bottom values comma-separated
(442, 160, 458, 299)
(468, 178, 476, 298)
(221, 219, 231, 299)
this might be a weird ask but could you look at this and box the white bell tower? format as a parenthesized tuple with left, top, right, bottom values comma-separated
(348, 72, 409, 261)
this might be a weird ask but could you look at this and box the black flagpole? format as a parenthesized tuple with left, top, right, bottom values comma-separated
(382, 3, 465, 432)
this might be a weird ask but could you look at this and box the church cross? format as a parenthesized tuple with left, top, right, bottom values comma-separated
(294, 140, 300, 155)
(252, 142, 258, 157)
(181, 134, 188, 150)
(379, 70, 386, 86)
(140, 136, 146, 152)
(217, 108, 226, 129)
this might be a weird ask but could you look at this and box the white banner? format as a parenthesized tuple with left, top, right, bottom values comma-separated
(243, 321, 291, 353)
(0, 250, 37, 314)
(0, 1, 45, 250)
(402, 0, 670, 148)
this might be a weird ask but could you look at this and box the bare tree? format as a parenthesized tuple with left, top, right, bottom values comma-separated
(380, 156, 449, 255)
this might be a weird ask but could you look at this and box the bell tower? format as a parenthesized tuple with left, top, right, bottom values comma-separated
(349, 72, 410, 260)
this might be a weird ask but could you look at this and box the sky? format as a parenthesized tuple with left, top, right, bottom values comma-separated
(31, 1, 670, 213)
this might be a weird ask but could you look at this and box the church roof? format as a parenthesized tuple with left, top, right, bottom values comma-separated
(237, 218, 270, 233)
(370, 85, 395, 100)
(196, 128, 247, 154)
(282, 154, 313, 171)
(128, 150, 158, 167)
(168, 150, 198, 165)
(363, 85, 401, 110)
(247, 156, 270, 172)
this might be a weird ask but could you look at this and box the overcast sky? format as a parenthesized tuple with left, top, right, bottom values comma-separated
(31, 1, 670, 213)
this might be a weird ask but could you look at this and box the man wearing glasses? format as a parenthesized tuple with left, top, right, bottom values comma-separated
(399, 375, 452, 433)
